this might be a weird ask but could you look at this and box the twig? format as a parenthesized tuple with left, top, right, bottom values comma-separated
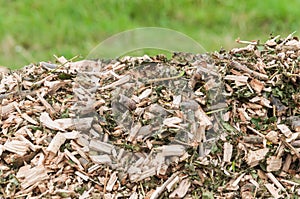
(247, 126, 265, 138)
(231, 61, 268, 80)
(150, 172, 179, 199)
(103, 166, 110, 195)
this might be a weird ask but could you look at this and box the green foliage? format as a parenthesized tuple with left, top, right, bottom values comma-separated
(1, 0, 300, 68)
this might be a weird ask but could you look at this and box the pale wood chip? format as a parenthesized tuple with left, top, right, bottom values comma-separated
(127, 122, 142, 142)
(18, 134, 40, 151)
(128, 192, 138, 199)
(169, 178, 191, 198)
(87, 164, 101, 173)
(63, 131, 80, 139)
(238, 108, 251, 121)
(64, 149, 84, 170)
(56, 55, 68, 64)
(291, 119, 300, 131)
(266, 172, 287, 193)
(75, 171, 89, 181)
(264, 183, 283, 199)
(3, 139, 29, 156)
(79, 187, 94, 199)
(139, 88, 152, 100)
(267, 156, 282, 172)
(247, 125, 265, 138)
(281, 179, 300, 186)
(150, 172, 179, 199)
(282, 139, 300, 159)
(166, 176, 180, 192)
(70, 140, 89, 160)
(73, 117, 94, 130)
(246, 148, 269, 167)
(37, 92, 56, 116)
(136, 125, 153, 141)
(195, 106, 212, 128)
(282, 154, 292, 172)
(1, 101, 17, 117)
(18, 165, 49, 189)
(286, 132, 299, 143)
(100, 75, 131, 90)
(106, 171, 118, 192)
(224, 75, 249, 83)
(231, 61, 269, 80)
(90, 154, 112, 164)
(89, 139, 114, 154)
(172, 95, 181, 108)
(131, 167, 156, 182)
(266, 131, 279, 144)
(163, 117, 182, 128)
(277, 124, 292, 138)
(40, 112, 65, 131)
(15, 126, 35, 141)
(46, 132, 66, 155)
(232, 175, 246, 190)
(260, 97, 272, 108)
(161, 145, 185, 157)
(53, 118, 75, 130)
(223, 142, 233, 163)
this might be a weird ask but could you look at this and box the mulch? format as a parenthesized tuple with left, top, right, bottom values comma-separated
(0, 34, 300, 198)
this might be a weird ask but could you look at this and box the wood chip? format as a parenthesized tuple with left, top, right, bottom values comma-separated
(267, 156, 282, 172)
(46, 132, 66, 155)
(106, 171, 118, 192)
(169, 178, 191, 198)
(277, 124, 292, 138)
(246, 148, 269, 167)
(223, 142, 233, 163)
(40, 112, 65, 131)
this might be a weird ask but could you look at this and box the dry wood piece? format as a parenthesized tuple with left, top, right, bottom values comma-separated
(264, 183, 283, 199)
(3, 139, 30, 156)
(161, 145, 185, 157)
(106, 171, 118, 192)
(230, 61, 269, 80)
(163, 117, 182, 128)
(266, 131, 279, 144)
(169, 178, 190, 198)
(249, 78, 264, 93)
(150, 172, 179, 199)
(46, 132, 66, 155)
(90, 155, 112, 164)
(246, 148, 269, 167)
(17, 165, 49, 190)
(266, 172, 287, 193)
(89, 140, 114, 154)
(266, 156, 282, 172)
(277, 124, 292, 138)
(223, 142, 233, 163)
(224, 75, 249, 83)
(40, 112, 65, 131)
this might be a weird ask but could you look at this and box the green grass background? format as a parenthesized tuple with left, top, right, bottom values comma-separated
(1, 0, 300, 68)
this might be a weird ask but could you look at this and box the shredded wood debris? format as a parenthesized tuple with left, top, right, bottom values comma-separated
(0, 34, 300, 198)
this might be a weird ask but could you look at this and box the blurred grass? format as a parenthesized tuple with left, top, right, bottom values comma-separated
(0, 0, 300, 68)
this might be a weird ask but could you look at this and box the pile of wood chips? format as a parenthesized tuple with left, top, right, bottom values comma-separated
(0, 33, 300, 198)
